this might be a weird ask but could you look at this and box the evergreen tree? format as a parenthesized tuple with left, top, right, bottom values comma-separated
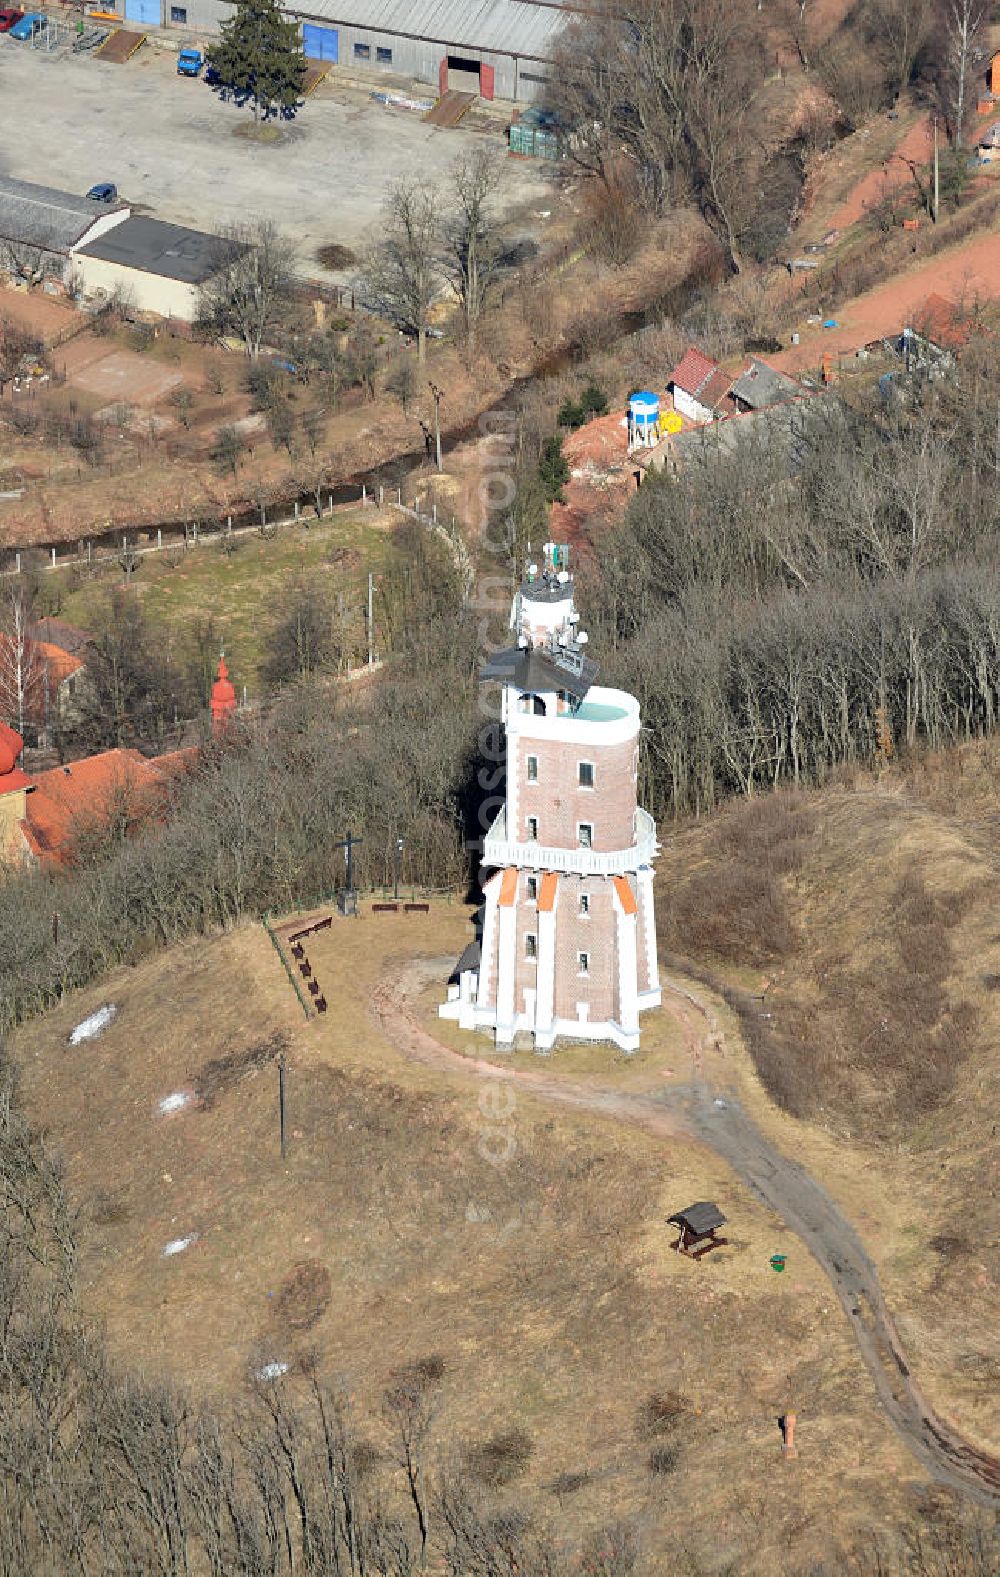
(206, 0, 306, 122)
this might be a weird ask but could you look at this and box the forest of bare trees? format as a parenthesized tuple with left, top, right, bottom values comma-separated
(579, 340, 1000, 818)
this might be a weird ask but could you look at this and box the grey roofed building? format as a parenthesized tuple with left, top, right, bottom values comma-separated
(292, 0, 562, 59)
(0, 174, 128, 256)
(728, 358, 805, 413)
(72, 216, 227, 284)
(639, 390, 831, 480)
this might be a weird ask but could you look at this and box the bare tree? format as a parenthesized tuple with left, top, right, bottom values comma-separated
(0, 316, 42, 397)
(871, 0, 933, 100)
(362, 180, 440, 361)
(383, 1355, 444, 1567)
(0, 584, 42, 741)
(943, 0, 985, 145)
(198, 219, 296, 360)
(440, 148, 505, 350)
(547, 0, 767, 272)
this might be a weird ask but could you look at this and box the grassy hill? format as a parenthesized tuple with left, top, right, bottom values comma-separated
(11, 907, 926, 1575)
(655, 743, 1000, 1458)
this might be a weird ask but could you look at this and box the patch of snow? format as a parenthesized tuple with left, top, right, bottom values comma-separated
(162, 1234, 198, 1257)
(69, 1004, 117, 1045)
(158, 1091, 192, 1115)
(713, 1097, 728, 1109)
(255, 1361, 289, 1382)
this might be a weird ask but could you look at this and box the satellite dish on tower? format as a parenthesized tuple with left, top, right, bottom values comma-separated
(577, 631, 589, 645)
(557, 570, 569, 584)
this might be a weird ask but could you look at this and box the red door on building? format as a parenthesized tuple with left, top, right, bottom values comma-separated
(439, 56, 448, 95)
(480, 61, 494, 99)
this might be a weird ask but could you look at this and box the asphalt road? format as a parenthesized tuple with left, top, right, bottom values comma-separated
(372, 957, 1000, 1507)
(0, 39, 549, 267)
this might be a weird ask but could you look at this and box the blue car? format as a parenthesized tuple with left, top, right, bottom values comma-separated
(9, 11, 45, 38)
(87, 182, 117, 204)
(177, 46, 202, 76)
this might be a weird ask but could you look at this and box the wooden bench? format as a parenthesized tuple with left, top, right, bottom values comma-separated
(404, 902, 430, 914)
(372, 902, 399, 913)
(288, 914, 334, 943)
(315, 996, 327, 1013)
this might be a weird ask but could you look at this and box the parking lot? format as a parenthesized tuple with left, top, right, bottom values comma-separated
(0, 40, 551, 271)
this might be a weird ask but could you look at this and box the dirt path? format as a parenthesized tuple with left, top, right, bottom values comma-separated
(773, 226, 1000, 377)
(827, 116, 932, 233)
(370, 960, 1000, 1507)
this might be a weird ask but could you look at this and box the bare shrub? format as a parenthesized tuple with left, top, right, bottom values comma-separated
(316, 242, 357, 271)
(637, 1390, 688, 1437)
(465, 1428, 534, 1488)
(648, 1443, 680, 1475)
(194, 1031, 287, 1109)
(550, 1469, 591, 1500)
(274, 1260, 331, 1331)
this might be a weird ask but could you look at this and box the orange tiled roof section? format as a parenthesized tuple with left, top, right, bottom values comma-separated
(917, 293, 974, 353)
(35, 640, 84, 688)
(0, 720, 31, 796)
(669, 346, 723, 398)
(537, 872, 558, 911)
(613, 875, 637, 915)
(498, 867, 518, 906)
(24, 748, 163, 858)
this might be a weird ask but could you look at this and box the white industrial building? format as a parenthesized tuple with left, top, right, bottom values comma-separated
(96, 0, 567, 100)
(71, 216, 228, 322)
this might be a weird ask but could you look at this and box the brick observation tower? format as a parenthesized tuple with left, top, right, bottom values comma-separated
(441, 543, 660, 1052)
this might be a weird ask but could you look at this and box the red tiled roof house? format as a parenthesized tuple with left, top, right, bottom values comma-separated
(668, 347, 732, 424)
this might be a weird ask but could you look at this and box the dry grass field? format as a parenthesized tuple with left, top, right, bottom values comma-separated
(655, 753, 1000, 1460)
(12, 905, 925, 1573)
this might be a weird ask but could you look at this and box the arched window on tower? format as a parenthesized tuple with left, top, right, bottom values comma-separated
(533, 695, 546, 715)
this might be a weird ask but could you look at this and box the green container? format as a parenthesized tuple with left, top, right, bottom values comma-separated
(770, 1254, 787, 1273)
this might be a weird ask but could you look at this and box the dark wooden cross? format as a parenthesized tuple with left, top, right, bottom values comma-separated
(333, 830, 363, 894)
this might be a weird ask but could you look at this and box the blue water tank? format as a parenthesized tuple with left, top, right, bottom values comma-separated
(629, 391, 660, 429)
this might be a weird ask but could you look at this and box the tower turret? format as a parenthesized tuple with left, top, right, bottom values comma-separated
(210, 655, 237, 734)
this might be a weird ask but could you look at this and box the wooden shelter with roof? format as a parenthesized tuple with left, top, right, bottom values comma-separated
(667, 1201, 728, 1259)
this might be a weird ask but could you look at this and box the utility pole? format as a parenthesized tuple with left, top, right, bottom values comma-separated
(428, 382, 443, 473)
(933, 115, 940, 224)
(367, 572, 374, 668)
(393, 836, 404, 900)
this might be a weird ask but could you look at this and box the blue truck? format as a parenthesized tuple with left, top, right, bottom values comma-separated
(176, 45, 202, 75)
(9, 12, 45, 38)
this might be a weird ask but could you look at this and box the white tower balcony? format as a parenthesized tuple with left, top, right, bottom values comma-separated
(482, 805, 659, 876)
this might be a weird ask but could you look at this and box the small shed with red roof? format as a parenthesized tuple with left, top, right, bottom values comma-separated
(668, 347, 732, 424)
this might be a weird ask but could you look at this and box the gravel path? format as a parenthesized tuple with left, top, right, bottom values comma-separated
(371, 960, 1000, 1506)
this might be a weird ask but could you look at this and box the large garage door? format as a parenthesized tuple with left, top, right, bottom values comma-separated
(303, 23, 338, 61)
(124, 0, 160, 23)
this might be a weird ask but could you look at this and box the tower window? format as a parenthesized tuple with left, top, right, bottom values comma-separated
(526, 754, 538, 782)
(578, 761, 594, 788)
(526, 816, 539, 841)
(533, 695, 546, 716)
(578, 951, 590, 976)
(578, 823, 593, 849)
(579, 893, 590, 916)
(527, 876, 538, 901)
(525, 933, 537, 960)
